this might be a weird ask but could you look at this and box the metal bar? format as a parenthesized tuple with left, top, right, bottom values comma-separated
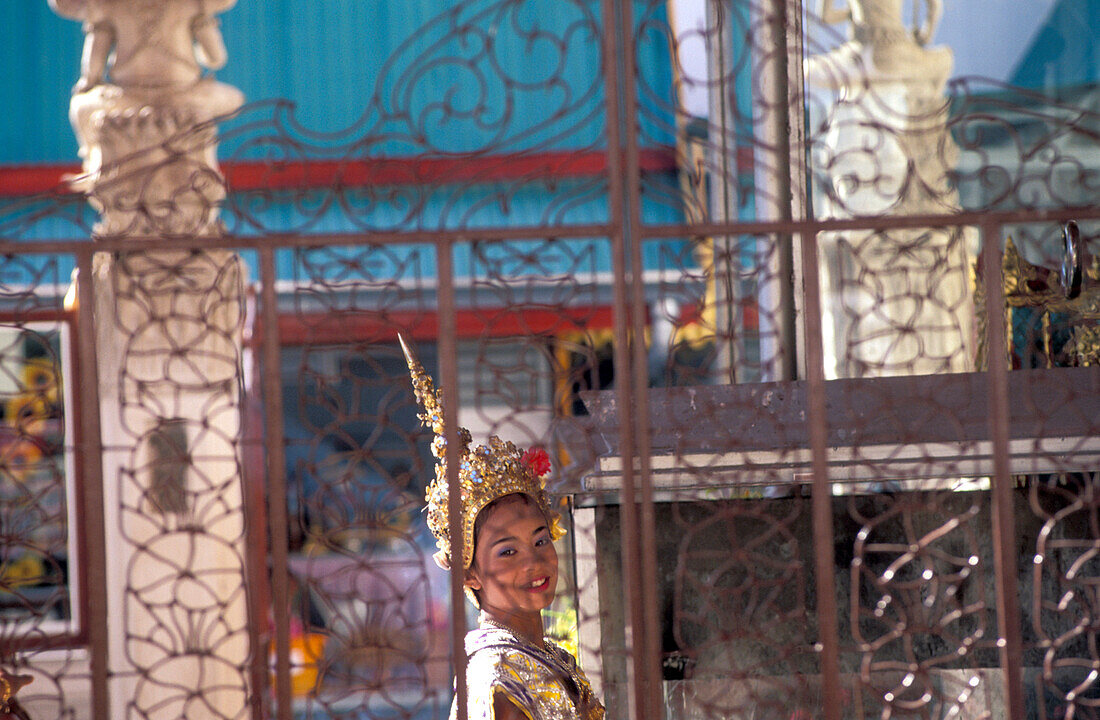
(74, 247, 110, 720)
(437, 240, 468, 720)
(0, 309, 73, 323)
(617, 0, 663, 715)
(798, 232, 842, 720)
(981, 221, 1026, 718)
(8, 203, 1100, 255)
(241, 287, 274, 720)
(0, 224, 616, 254)
(258, 246, 293, 720)
(601, 0, 644, 717)
(640, 205, 1100, 238)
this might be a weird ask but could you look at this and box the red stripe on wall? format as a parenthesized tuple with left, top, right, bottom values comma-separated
(265, 302, 754, 346)
(0, 148, 682, 198)
(271, 306, 620, 346)
(0, 164, 82, 197)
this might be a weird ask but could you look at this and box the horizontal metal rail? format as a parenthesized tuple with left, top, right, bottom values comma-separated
(4, 204, 1099, 256)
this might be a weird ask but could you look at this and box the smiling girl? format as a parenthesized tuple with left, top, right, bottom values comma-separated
(401, 336, 604, 720)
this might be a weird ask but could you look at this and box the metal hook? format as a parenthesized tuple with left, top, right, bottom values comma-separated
(1061, 220, 1082, 300)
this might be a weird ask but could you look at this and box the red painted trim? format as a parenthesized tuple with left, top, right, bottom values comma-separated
(270, 306, 619, 346)
(261, 301, 751, 346)
(0, 309, 75, 324)
(0, 148, 679, 198)
(0, 165, 81, 197)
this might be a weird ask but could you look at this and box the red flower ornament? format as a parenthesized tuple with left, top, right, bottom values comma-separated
(521, 446, 551, 477)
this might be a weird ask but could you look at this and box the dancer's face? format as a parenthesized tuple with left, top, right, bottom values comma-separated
(466, 495, 558, 618)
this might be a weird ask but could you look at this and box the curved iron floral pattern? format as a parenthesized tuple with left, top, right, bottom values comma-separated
(635, 0, 1100, 224)
(218, 0, 609, 236)
(948, 81, 1100, 213)
(0, 325, 69, 615)
(847, 491, 994, 718)
(276, 236, 617, 717)
(670, 501, 814, 720)
(1, 2, 1100, 719)
(0, 274, 76, 716)
(0, 194, 97, 246)
(1029, 474, 1100, 720)
(289, 340, 439, 718)
(633, 5, 1100, 719)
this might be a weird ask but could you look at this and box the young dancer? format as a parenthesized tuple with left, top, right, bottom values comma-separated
(401, 336, 604, 720)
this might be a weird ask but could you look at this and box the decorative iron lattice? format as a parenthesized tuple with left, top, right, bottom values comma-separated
(278, 250, 448, 717)
(0, 253, 83, 720)
(1028, 472, 1100, 720)
(216, 0, 612, 238)
(0, 2, 1098, 720)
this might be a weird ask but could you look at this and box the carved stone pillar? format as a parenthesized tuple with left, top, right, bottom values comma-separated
(807, 0, 976, 378)
(48, 2, 249, 719)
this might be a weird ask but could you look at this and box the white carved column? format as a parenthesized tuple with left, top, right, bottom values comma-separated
(807, 0, 976, 378)
(48, 2, 250, 719)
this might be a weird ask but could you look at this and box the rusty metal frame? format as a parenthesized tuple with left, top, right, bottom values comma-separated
(10, 206, 1100, 253)
(259, 247, 294, 720)
(799, 230, 843, 720)
(438, 240, 470, 720)
(599, 0, 665, 717)
(74, 248, 109, 720)
(982, 220, 1027, 718)
(3, 208, 1100, 720)
(4, 4, 1100, 716)
(0, 222, 1095, 720)
(626, 15, 665, 720)
(7, 205, 1100, 255)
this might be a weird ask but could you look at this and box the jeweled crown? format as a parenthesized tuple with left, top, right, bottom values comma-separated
(399, 335, 563, 571)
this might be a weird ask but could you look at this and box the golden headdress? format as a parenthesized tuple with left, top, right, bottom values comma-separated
(399, 335, 564, 572)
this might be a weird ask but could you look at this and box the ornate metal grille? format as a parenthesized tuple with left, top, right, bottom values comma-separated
(1, 1, 1099, 719)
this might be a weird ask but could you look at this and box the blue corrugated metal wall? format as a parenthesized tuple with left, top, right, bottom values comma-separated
(1, 1, 687, 286)
(3, 1, 675, 165)
(0, 4, 83, 164)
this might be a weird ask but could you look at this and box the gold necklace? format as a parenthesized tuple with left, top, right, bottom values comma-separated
(478, 613, 546, 648)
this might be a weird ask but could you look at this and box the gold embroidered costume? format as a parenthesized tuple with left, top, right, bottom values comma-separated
(459, 625, 604, 720)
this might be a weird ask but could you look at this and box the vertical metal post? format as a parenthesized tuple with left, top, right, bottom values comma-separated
(437, 240, 468, 720)
(242, 286, 274, 720)
(601, 0, 648, 717)
(618, 0, 664, 716)
(75, 248, 110, 720)
(798, 231, 842, 720)
(259, 247, 292, 720)
(981, 221, 1026, 718)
